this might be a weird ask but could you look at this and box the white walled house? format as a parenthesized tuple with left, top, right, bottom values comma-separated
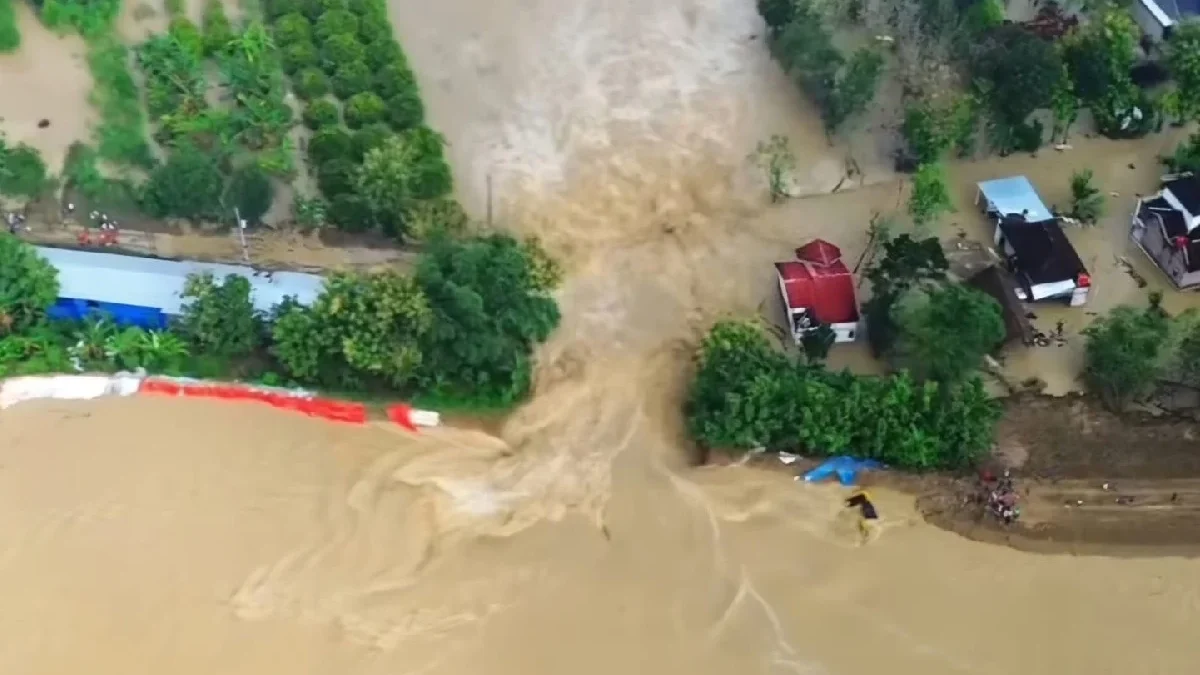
(1131, 174, 1200, 289)
(774, 239, 861, 344)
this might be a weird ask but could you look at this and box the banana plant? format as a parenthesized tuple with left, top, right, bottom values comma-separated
(71, 315, 118, 366)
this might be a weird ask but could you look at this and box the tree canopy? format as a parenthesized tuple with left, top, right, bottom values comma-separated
(1083, 294, 1170, 410)
(890, 283, 1005, 382)
(178, 272, 263, 357)
(685, 320, 1000, 470)
(0, 234, 59, 335)
(971, 24, 1061, 125)
(415, 234, 561, 403)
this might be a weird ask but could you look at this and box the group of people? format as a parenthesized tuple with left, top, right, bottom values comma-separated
(71, 205, 121, 247)
(981, 469, 1021, 525)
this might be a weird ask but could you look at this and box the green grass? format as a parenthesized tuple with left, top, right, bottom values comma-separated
(0, 0, 20, 53)
(87, 36, 155, 168)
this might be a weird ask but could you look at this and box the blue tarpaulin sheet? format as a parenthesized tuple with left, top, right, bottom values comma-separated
(803, 456, 882, 486)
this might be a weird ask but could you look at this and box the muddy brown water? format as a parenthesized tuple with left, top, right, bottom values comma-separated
(3, 0, 1200, 673)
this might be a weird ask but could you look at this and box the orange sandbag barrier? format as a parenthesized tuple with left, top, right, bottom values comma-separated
(138, 378, 367, 425)
(387, 404, 417, 431)
(138, 379, 182, 396)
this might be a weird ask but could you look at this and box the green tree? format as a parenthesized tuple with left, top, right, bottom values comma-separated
(202, 0, 234, 56)
(292, 67, 330, 99)
(0, 233, 59, 335)
(864, 233, 949, 356)
(414, 235, 561, 403)
(225, 165, 275, 224)
(0, 139, 50, 199)
(302, 98, 340, 129)
(686, 320, 790, 448)
(828, 48, 884, 131)
(292, 195, 329, 230)
(751, 134, 795, 202)
(1050, 65, 1080, 144)
(0, 0, 20, 53)
(178, 272, 262, 357)
(320, 33, 365, 72)
(272, 12, 312, 45)
(343, 91, 386, 128)
(140, 143, 225, 220)
(902, 96, 975, 165)
(307, 125, 354, 165)
(1082, 295, 1170, 410)
(1063, 8, 1142, 137)
(280, 40, 318, 74)
(1165, 21, 1200, 121)
(386, 89, 425, 130)
(271, 271, 432, 387)
(372, 60, 416, 99)
(331, 60, 372, 99)
(314, 8, 357, 39)
(972, 24, 1061, 125)
(907, 162, 953, 227)
(1069, 168, 1105, 224)
(891, 283, 1005, 382)
(756, 0, 797, 37)
(354, 128, 452, 224)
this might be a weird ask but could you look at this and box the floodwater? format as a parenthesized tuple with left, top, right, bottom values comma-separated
(3, 0, 1200, 673)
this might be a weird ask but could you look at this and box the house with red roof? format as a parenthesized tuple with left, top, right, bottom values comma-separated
(774, 239, 861, 345)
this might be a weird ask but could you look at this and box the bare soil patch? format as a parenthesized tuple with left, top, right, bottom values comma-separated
(919, 394, 1200, 557)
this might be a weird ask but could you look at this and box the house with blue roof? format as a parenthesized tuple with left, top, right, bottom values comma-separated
(36, 246, 326, 330)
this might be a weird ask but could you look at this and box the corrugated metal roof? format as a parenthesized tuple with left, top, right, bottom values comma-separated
(35, 246, 325, 315)
(977, 176, 1054, 223)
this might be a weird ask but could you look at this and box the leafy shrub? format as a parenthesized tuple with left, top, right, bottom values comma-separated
(307, 126, 353, 165)
(0, 233, 60, 335)
(272, 12, 312, 47)
(271, 271, 432, 388)
(292, 67, 330, 99)
(302, 98, 341, 129)
(343, 91, 386, 128)
(387, 89, 425, 130)
(404, 126, 453, 199)
(365, 38, 401, 70)
(178, 273, 263, 357)
(327, 192, 373, 231)
(39, 0, 121, 38)
(320, 33, 365, 73)
(372, 60, 416, 99)
(1069, 169, 1105, 224)
(330, 60, 372, 99)
(357, 15, 391, 45)
(685, 321, 1000, 470)
(225, 164, 275, 224)
(141, 143, 225, 220)
(87, 37, 155, 168)
(317, 157, 358, 197)
(202, 0, 234, 56)
(281, 40, 319, 74)
(901, 97, 975, 165)
(351, 122, 392, 159)
(264, 0, 312, 20)
(354, 128, 452, 221)
(0, 139, 51, 199)
(315, 8, 358, 40)
(0, 0, 19, 53)
(890, 283, 1005, 382)
(1083, 296, 1170, 410)
(168, 17, 205, 60)
(292, 195, 329, 229)
(908, 162, 953, 227)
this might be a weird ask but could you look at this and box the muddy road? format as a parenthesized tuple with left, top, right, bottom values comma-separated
(3, 0, 1200, 674)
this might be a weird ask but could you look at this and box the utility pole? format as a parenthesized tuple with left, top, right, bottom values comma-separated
(234, 207, 250, 264)
(486, 172, 494, 230)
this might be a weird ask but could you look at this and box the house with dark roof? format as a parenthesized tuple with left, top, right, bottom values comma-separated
(1131, 174, 1200, 289)
(774, 239, 861, 344)
(976, 177, 1091, 307)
